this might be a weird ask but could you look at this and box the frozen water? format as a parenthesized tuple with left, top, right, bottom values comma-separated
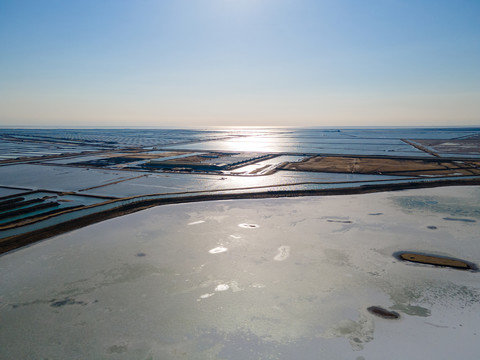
(1, 186, 479, 359)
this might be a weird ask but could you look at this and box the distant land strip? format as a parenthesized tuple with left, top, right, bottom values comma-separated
(401, 139, 440, 157)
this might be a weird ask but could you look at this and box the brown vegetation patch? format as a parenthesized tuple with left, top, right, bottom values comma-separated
(282, 156, 480, 176)
(160, 155, 210, 163)
(107, 151, 186, 160)
(396, 252, 476, 270)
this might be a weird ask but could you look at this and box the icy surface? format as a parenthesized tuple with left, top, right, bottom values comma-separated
(0, 164, 143, 192)
(81, 171, 406, 197)
(1, 186, 479, 359)
(0, 163, 407, 198)
(0, 187, 27, 198)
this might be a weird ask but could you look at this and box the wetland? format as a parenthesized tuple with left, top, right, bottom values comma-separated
(1, 127, 480, 358)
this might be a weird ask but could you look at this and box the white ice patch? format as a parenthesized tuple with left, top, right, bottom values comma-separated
(251, 283, 266, 289)
(200, 293, 214, 299)
(188, 220, 205, 226)
(209, 247, 228, 254)
(274, 246, 290, 261)
(441, 142, 459, 146)
(135, 231, 148, 239)
(229, 235, 241, 239)
(215, 284, 230, 292)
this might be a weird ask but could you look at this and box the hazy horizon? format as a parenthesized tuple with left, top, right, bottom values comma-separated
(1, 0, 479, 127)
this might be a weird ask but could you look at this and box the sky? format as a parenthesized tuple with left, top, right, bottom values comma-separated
(0, 0, 479, 127)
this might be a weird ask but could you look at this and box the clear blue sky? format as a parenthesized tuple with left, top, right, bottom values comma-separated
(1, 0, 479, 127)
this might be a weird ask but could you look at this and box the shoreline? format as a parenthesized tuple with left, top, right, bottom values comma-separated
(1, 177, 479, 256)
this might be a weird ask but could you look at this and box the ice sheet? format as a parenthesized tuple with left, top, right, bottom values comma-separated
(1, 186, 479, 359)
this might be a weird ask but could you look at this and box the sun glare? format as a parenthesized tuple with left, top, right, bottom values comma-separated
(225, 135, 282, 153)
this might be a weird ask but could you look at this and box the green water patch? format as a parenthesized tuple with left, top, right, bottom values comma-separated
(392, 195, 480, 218)
(386, 280, 480, 318)
(390, 303, 430, 317)
(322, 311, 375, 351)
(386, 287, 431, 318)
